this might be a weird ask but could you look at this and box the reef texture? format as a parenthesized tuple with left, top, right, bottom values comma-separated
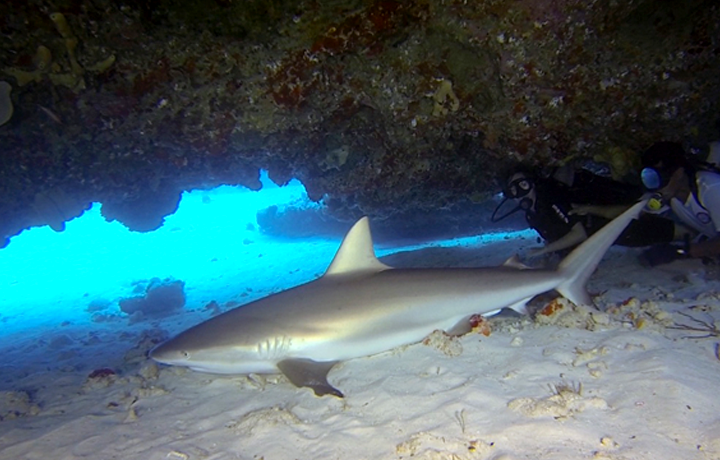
(0, 0, 719, 237)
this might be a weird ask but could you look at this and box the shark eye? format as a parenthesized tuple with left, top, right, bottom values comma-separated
(181, 351, 190, 359)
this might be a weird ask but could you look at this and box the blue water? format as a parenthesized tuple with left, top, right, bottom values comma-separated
(0, 172, 317, 332)
(0, 171, 532, 384)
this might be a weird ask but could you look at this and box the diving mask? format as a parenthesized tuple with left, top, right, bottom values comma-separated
(641, 167, 670, 191)
(492, 177, 535, 222)
(504, 177, 534, 199)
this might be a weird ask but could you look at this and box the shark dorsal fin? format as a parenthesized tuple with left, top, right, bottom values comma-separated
(324, 217, 390, 276)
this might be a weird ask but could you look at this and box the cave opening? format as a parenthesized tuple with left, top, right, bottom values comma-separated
(0, 171, 531, 384)
(0, 171, 321, 336)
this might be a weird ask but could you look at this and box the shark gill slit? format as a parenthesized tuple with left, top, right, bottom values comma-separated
(257, 336, 290, 359)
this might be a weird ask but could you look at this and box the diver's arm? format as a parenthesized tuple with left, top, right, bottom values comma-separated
(529, 222, 588, 256)
(570, 204, 629, 219)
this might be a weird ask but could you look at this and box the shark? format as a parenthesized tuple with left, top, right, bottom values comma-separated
(150, 200, 647, 397)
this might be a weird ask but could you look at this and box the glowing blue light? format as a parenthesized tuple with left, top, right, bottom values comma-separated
(0, 171, 533, 347)
(0, 172, 323, 335)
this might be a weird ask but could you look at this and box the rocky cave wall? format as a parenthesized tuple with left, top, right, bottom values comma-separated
(0, 0, 718, 241)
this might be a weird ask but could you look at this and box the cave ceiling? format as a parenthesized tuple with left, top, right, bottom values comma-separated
(0, 0, 719, 241)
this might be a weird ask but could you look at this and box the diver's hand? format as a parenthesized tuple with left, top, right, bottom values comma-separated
(570, 204, 630, 219)
(568, 204, 595, 216)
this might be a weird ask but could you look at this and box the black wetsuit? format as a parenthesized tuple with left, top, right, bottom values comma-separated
(526, 175, 674, 248)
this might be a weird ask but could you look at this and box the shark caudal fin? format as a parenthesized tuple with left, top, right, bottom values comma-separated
(555, 200, 648, 306)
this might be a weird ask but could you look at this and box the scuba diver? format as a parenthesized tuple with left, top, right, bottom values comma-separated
(492, 164, 690, 258)
(637, 141, 720, 266)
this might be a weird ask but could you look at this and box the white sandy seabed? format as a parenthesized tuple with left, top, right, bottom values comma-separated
(1, 237, 720, 460)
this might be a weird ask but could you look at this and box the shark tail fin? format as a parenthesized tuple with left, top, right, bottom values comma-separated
(555, 200, 648, 306)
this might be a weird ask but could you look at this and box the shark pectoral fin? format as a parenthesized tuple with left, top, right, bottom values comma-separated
(277, 359, 343, 398)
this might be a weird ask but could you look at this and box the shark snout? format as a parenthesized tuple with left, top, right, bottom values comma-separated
(149, 341, 190, 364)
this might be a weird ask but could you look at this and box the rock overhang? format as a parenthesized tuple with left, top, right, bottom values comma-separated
(0, 0, 718, 241)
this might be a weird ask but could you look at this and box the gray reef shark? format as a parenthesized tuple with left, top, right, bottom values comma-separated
(150, 200, 647, 397)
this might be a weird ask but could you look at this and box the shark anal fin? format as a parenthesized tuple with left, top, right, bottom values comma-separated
(277, 359, 343, 398)
(446, 316, 474, 336)
(507, 299, 530, 315)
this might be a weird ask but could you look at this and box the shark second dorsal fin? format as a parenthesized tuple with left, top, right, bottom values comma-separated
(502, 254, 532, 270)
(324, 217, 391, 276)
